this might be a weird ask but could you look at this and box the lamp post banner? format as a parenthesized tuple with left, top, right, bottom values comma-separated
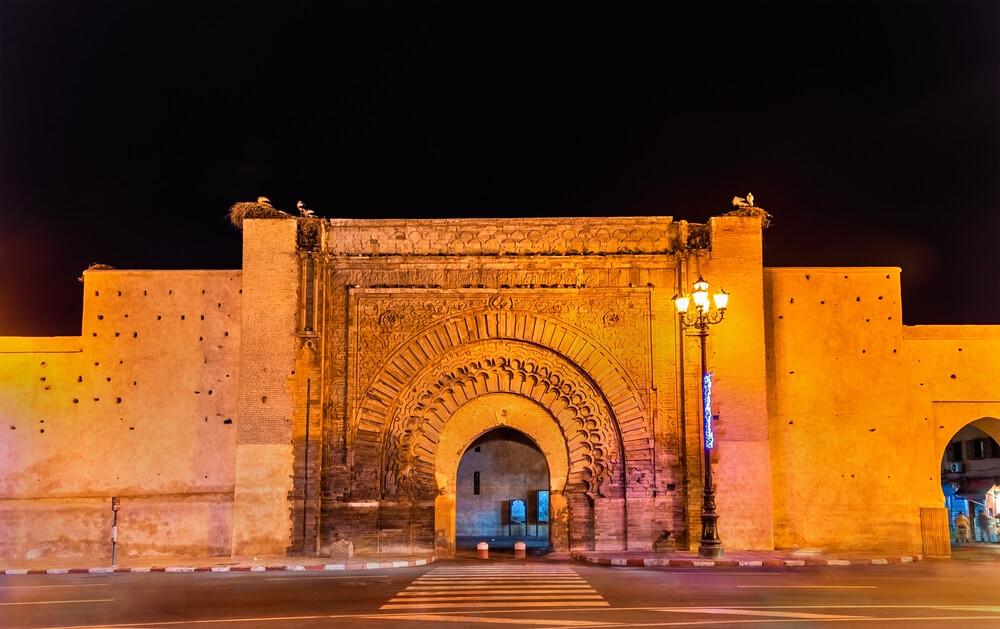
(703, 372, 714, 450)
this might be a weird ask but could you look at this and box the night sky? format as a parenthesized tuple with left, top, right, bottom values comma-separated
(1, 1, 997, 336)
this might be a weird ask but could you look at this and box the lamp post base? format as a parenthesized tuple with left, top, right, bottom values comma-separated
(698, 487, 723, 559)
(698, 542, 724, 559)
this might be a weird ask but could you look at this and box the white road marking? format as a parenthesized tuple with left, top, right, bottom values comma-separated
(26, 606, 1000, 628)
(0, 598, 114, 606)
(380, 563, 609, 610)
(357, 613, 609, 625)
(665, 607, 864, 620)
(0, 583, 109, 589)
(381, 600, 611, 610)
(737, 585, 877, 589)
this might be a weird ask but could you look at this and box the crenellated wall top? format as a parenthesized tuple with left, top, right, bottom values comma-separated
(322, 216, 708, 256)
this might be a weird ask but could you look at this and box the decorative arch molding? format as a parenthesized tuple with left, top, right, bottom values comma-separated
(349, 300, 653, 486)
(379, 339, 623, 502)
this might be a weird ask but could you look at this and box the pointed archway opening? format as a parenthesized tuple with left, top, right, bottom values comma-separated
(940, 418, 1000, 547)
(455, 427, 551, 554)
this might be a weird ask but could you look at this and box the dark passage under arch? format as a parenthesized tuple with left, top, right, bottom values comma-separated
(455, 427, 551, 554)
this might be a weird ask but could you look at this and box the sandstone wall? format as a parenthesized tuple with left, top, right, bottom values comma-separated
(765, 268, 1000, 554)
(0, 270, 241, 562)
(232, 219, 300, 556)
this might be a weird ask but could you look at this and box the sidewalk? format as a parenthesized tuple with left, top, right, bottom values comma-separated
(572, 548, 925, 568)
(8, 544, 997, 576)
(1, 554, 437, 576)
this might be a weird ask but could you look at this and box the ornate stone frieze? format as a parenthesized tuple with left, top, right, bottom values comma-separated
(324, 217, 691, 256)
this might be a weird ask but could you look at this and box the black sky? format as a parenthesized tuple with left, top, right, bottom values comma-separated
(1, 1, 998, 335)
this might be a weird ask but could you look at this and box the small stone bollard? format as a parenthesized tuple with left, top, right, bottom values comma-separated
(514, 541, 526, 559)
(477, 541, 489, 559)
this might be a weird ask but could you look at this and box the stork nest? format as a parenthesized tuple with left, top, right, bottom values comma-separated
(724, 205, 773, 229)
(297, 217, 322, 251)
(226, 201, 289, 229)
(227, 201, 323, 251)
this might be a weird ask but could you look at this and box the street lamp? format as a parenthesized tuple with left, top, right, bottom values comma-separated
(674, 276, 729, 559)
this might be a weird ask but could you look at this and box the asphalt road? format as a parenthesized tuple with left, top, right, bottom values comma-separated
(2, 557, 999, 628)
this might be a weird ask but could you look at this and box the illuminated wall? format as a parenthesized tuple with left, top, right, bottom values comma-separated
(0, 270, 242, 561)
(765, 269, 1000, 554)
(3, 213, 995, 563)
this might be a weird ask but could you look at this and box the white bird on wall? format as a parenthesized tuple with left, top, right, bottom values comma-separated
(257, 196, 273, 207)
(746, 192, 754, 207)
(297, 200, 315, 217)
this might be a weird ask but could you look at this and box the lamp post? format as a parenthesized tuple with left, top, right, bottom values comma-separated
(674, 276, 729, 559)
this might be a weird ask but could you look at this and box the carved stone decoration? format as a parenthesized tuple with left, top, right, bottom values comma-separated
(380, 340, 624, 501)
(324, 217, 688, 257)
(378, 310, 400, 328)
(487, 294, 513, 311)
(351, 290, 652, 412)
(381, 414, 430, 500)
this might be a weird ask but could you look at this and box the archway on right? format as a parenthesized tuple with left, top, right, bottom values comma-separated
(940, 418, 1000, 546)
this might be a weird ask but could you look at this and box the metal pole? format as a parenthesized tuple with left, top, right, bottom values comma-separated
(303, 378, 311, 553)
(698, 327, 723, 559)
(111, 509, 118, 566)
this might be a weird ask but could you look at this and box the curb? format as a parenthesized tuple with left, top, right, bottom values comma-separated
(571, 553, 922, 567)
(2, 557, 435, 576)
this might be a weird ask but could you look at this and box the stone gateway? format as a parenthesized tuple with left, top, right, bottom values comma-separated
(2, 214, 997, 563)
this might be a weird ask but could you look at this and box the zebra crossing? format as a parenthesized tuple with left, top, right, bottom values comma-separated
(380, 562, 609, 610)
